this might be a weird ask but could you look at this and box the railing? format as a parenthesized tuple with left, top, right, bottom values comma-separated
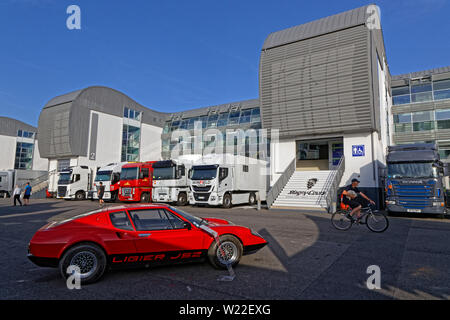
(321, 156, 345, 213)
(266, 158, 296, 209)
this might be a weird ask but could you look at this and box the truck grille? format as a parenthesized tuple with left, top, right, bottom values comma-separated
(393, 185, 434, 208)
(122, 188, 132, 196)
(57, 186, 67, 198)
(192, 186, 211, 192)
(193, 192, 210, 201)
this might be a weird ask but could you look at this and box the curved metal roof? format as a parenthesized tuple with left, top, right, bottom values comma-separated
(0, 116, 37, 138)
(262, 4, 374, 50)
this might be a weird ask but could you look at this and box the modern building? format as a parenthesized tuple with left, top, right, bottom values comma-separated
(391, 66, 450, 161)
(0, 116, 47, 171)
(30, 4, 449, 210)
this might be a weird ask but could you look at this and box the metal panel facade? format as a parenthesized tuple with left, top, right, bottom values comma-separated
(259, 25, 372, 138)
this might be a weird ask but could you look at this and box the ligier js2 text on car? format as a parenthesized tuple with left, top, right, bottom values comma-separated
(27, 204, 267, 284)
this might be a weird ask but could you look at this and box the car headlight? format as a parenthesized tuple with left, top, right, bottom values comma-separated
(386, 200, 396, 205)
(433, 202, 445, 207)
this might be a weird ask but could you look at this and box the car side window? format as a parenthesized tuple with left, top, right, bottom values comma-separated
(164, 210, 186, 229)
(110, 211, 134, 231)
(129, 209, 173, 231)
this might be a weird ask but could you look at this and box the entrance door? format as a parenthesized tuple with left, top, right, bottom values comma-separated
(296, 141, 329, 171)
(330, 142, 344, 169)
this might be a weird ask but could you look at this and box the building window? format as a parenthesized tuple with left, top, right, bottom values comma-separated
(228, 110, 241, 126)
(14, 142, 34, 170)
(434, 79, 450, 101)
(250, 108, 261, 123)
(217, 112, 229, 127)
(17, 130, 35, 139)
(207, 114, 219, 128)
(122, 124, 140, 162)
(392, 78, 450, 105)
(124, 107, 142, 121)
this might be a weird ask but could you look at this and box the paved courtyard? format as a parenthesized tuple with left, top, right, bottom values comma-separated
(0, 198, 449, 300)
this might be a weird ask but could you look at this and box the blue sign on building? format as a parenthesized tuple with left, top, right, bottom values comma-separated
(352, 145, 365, 157)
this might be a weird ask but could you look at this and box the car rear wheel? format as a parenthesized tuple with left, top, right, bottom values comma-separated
(207, 235, 242, 269)
(59, 243, 107, 285)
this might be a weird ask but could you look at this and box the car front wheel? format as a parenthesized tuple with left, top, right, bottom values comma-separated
(207, 235, 242, 269)
(59, 243, 107, 285)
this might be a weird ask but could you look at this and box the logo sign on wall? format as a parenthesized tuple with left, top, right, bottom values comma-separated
(352, 145, 365, 157)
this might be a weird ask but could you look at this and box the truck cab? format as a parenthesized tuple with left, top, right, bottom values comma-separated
(57, 166, 93, 200)
(92, 162, 125, 202)
(152, 160, 190, 205)
(385, 143, 448, 215)
(118, 161, 156, 203)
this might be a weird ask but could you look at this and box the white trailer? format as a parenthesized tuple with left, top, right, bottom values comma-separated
(188, 154, 268, 208)
(56, 166, 93, 200)
(92, 162, 126, 201)
(152, 159, 192, 205)
(0, 169, 48, 198)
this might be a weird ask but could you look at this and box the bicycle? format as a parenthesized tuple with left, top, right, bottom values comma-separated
(331, 204, 389, 233)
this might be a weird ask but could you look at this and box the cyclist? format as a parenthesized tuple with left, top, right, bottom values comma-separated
(341, 178, 375, 221)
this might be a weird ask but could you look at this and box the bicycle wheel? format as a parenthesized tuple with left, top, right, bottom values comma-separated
(331, 210, 352, 231)
(366, 211, 389, 233)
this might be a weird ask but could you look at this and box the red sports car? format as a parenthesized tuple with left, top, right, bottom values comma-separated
(28, 204, 267, 284)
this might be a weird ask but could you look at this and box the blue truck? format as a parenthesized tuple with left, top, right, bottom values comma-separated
(385, 143, 448, 216)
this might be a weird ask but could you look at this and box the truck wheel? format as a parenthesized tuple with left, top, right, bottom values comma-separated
(75, 191, 85, 201)
(222, 193, 232, 209)
(59, 243, 107, 285)
(140, 193, 150, 203)
(207, 235, 242, 269)
(177, 193, 188, 206)
(249, 192, 257, 205)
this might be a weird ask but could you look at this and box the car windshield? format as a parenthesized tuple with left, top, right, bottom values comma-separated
(120, 167, 139, 180)
(95, 171, 112, 182)
(153, 167, 176, 180)
(190, 168, 217, 180)
(387, 162, 438, 179)
(169, 206, 206, 227)
(58, 173, 71, 185)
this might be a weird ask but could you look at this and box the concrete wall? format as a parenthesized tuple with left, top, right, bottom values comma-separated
(0, 135, 16, 170)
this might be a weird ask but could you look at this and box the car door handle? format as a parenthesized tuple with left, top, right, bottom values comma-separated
(138, 233, 151, 238)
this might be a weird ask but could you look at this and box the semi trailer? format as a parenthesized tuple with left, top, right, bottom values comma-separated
(385, 143, 448, 216)
(188, 154, 268, 208)
(152, 159, 191, 206)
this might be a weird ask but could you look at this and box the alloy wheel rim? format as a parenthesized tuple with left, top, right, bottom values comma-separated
(216, 241, 238, 265)
(69, 251, 98, 279)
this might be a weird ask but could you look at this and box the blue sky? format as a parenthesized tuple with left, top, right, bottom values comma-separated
(0, 0, 449, 127)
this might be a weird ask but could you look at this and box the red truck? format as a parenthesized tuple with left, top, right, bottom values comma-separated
(118, 161, 156, 202)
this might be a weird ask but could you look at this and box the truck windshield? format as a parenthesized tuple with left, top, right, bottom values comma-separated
(387, 162, 438, 179)
(58, 173, 71, 185)
(120, 167, 139, 180)
(95, 171, 112, 182)
(153, 167, 175, 180)
(190, 168, 217, 180)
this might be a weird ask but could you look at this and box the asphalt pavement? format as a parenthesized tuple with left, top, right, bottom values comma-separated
(0, 198, 449, 300)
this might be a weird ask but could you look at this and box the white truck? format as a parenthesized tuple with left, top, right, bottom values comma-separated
(152, 159, 192, 206)
(0, 169, 48, 198)
(56, 165, 93, 200)
(91, 162, 126, 202)
(188, 154, 268, 208)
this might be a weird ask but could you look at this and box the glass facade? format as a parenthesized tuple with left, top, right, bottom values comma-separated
(161, 107, 269, 159)
(15, 142, 34, 169)
(394, 109, 450, 133)
(392, 77, 450, 105)
(121, 124, 141, 162)
(123, 107, 142, 121)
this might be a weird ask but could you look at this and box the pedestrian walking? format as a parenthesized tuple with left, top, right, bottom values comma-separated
(23, 182, 32, 206)
(13, 185, 22, 206)
(98, 182, 105, 206)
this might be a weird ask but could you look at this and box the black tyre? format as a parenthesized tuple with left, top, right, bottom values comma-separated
(248, 192, 257, 205)
(366, 211, 389, 233)
(75, 191, 85, 201)
(140, 192, 150, 203)
(177, 192, 188, 206)
(59, 243, 107, 285)
(207, 235, 242, 269)
(222, 193, 232, 209)
(331, 210, 353, 231)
